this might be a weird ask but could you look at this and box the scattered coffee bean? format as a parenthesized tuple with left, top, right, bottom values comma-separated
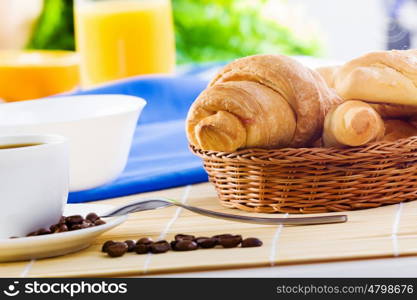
(135, 237, 154, 254)
(218, 235, 242, 248)
(173, 239, 198, 251)
(234, 235, 243, 243)
(241, 238, 263, 248)
(70, 224, 83, 230)
(175, 234, 195, 242)
(102, 240, 116, 253)
(26, 231, 37, 237)
(107, 242, 128, 257)
(16, 212, 105, 238)
(100, 234, 262, 257)
(134, 243, 152, 254)
(86, 212, 99, 223)
(195, 237, 217, 248)
(94, 219, 106, 226)
(84, 221, 94, 228)
(65, 215, 84, 226)
(55, 224, 69, 233)
(212, 234, 234, 240)
(36, 228, 51, 235)
(170, 240, 177, 249)
(124, 240, 136, 252)
(71, 221, 91, 230)
(137, 237, 153, 245)
(50, 223, 68, 233)
(49, 224, 59, 232)
(214, 234, 242, 241)
(150, 240, 171, 254)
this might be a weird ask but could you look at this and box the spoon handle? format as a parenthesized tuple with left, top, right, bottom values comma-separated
(168, 199, 347, 225)
(101, 199, 173, 217)
(102, 198, 347, 225)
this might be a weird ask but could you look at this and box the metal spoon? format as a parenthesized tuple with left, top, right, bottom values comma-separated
(101, 198, 347, 225)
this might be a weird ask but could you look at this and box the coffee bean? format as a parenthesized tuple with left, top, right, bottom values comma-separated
(19, 212, 104, 238)
(124, 240, 136, 252)
(70, 224, 83, 230)
(195, 237, 217, 248)
(84, 221, 94, 228)
(173, 239, 198, 251)
(37, 228, 51, 235)
(218, 235, 242, 248)
(135, 237, 154, 254)
(51, 223, 67, 233)
(102, 240, 116, 253)
(175, 234, 195, 242)
(49, 224, 59, 232)
(99, 233, 262, 257)
(94, 219, 106, 226)
(233, 235, 242, 243)
(65, 215, 84, 226)
(86, 212, 99, 223)
(150, 240, 171, 254)
(212, 234, 234, 240)
(241, 238, 263, 248)
(26, 231, 37, 237)
(212, 234, 233, 244)
(107, 242, 128, 257)
(213, 234, 242, 243)
(134, 243, 151, 254)
(55, 224, 68, 233)
(136, 237, 153, 245)
(71, 222, 91, 230)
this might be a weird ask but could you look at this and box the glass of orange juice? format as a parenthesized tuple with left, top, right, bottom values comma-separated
(74, 0, 175, 88)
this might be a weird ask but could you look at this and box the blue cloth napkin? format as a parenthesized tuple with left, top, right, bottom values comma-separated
(67, 76, 209, 203)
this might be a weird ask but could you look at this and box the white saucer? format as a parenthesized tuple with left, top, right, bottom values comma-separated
(0, 204, 127, 262)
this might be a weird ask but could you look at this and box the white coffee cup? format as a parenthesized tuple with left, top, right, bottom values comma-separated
(0, 134, 69, 239)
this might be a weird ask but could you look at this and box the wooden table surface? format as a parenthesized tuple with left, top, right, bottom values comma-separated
(2, 182, 417, 277)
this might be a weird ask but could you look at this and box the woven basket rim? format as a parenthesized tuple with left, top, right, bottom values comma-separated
(190, 136, 417, 163)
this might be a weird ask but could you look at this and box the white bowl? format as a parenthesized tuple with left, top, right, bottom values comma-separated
(0, 95, 146, 191)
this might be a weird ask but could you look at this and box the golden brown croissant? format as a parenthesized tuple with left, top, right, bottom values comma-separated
(186, 54, 342, 151)
(334, 50, 417, 105)
(188, 81, 296, 151)
(316, 65, 339, 88)
(323, 100, 385, 148)
(382, 119, 417, 142)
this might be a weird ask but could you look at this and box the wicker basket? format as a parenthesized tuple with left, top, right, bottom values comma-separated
(191, 136, 417, 214)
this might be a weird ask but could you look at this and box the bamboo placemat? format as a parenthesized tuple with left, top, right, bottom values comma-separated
(2, 182, 417, 277)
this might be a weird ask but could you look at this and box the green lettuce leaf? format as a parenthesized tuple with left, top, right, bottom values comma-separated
(27, 0, 322, 64)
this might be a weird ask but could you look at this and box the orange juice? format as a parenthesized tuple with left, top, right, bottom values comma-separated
(74, 0, 175, 88)
(0, 50, 79, 102)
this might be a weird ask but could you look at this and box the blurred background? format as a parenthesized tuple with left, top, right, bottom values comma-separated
(2, 0, 415, 60)
(0, 0, 415, 101)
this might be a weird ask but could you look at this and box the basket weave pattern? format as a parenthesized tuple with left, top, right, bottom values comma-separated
(191, 137, 417, 213)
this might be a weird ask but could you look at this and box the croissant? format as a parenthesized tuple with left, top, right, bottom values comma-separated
(323, 100, 385, 148)
(186, 54, 342, 151)
(382, 119, 417, 142)
(316, 65, 339, 88)
(187, 81, 296, 151)
(333, 50, 417, 105)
